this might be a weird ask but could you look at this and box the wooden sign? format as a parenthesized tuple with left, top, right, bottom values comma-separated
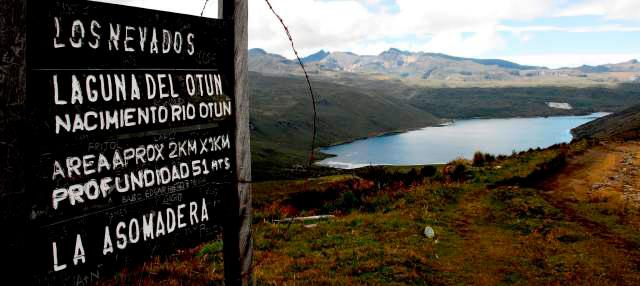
(0, 0, 252, 284)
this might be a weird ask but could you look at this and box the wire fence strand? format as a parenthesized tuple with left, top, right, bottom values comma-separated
(238, 0, 321, 279)
(264, 0, 319, 166)
(200, 0, 320, 280)
(200, 0, 210, 17)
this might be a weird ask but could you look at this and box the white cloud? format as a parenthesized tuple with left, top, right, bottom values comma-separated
(93, 0, 640, 68)
(251, 0, 554, 58)
(92, 0, 219, 18)
(503, 53, 640, 69)
(497, 24, 640, 33)
(558, 0, 640, 19)
(389, 0, 553, 34)
(250, 0, 374, 57)
(417, 27, 506, 58)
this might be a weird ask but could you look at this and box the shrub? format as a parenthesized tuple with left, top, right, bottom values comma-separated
(408, 168, 418, 177)
(335, 191, 360, 212)
(452, 163, 467, 182)
(403, 168, 420, 186)
(357, 166, 389, 188)
(473, 151, 486, 167)
(443, 158, 469, 183)
(420, 165, 437, 178)
(484, 153, 496, 164)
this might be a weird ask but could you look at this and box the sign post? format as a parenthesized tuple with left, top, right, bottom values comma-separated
(0, 0, 251, 284)
(221, 0, 253, 285)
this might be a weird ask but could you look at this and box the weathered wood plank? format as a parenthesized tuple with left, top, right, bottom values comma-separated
(0, 0, 28, 283)
(2, 0, 245, 283)
(222, 0, 252, 285)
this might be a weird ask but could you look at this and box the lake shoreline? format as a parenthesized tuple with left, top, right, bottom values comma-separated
(314, 112, 609, 169)
(318, 111, 609, 150)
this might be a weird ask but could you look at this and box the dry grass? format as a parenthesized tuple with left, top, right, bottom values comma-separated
(97, 140, 640, 285)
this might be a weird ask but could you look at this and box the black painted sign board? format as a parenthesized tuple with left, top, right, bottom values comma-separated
(18, 0, 236, 284)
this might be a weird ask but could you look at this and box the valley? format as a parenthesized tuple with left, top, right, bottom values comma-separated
(94, 49, 640, 285)
(248, 57, 640, 178)
(7, 1, 640, 284)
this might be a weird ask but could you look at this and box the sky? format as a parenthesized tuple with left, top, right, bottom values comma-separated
(95, 0, 640, 68)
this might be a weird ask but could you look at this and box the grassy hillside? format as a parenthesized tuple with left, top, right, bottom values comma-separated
(99, 139, 640, 285)
(93, 68, 640, 284)
(250, 72, 441, 179)
(249, 72, 640, 179)
(408, 85, 640, 119)
(573, 103, 640, 140)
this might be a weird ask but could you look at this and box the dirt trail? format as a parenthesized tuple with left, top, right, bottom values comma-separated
(544, 141, 640, 206)
(439, 187, 534, 285)
(541, 141, 640, 258)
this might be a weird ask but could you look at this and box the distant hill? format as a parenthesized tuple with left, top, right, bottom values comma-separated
(249, 72, 441, 179)
(572, 104, 640, 140)
(249, 48, 640, 86)
(249, 48, 543, 81)
(248, 48, 296, 75)
(247, 48, 640, 178)
(302, 50, 330, 63)
(248, 71, 640, 179)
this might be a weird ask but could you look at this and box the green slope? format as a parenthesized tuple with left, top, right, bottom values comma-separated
(249, 72, 640, 179)
(572, 103, 640, 140)
(408, 85, 640, 119)
(250, 72, 441, 179)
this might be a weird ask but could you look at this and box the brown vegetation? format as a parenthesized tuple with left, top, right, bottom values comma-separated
(98, 140, 640, 285)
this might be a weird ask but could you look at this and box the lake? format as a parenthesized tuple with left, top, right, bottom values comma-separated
(317, 113, 609, 169)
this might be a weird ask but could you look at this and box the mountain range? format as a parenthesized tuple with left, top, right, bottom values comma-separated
(248, 48, 640, 179)
(250, 48, 640, 86)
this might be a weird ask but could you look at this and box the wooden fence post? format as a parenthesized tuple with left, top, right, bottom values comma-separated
(221, 0, 253, 285)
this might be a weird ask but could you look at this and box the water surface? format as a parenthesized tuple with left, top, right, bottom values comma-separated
(318, 113, 608, 169)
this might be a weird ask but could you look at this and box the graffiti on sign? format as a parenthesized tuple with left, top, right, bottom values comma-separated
(22, 0, 236, 283)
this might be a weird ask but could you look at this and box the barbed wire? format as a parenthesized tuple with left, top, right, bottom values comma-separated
(198, 0, 320, 281)
(199, 0, 318, 166)
(240, 0, 321, 280)
(264, 0, 319, 166)
(200, 0, 210, 17)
